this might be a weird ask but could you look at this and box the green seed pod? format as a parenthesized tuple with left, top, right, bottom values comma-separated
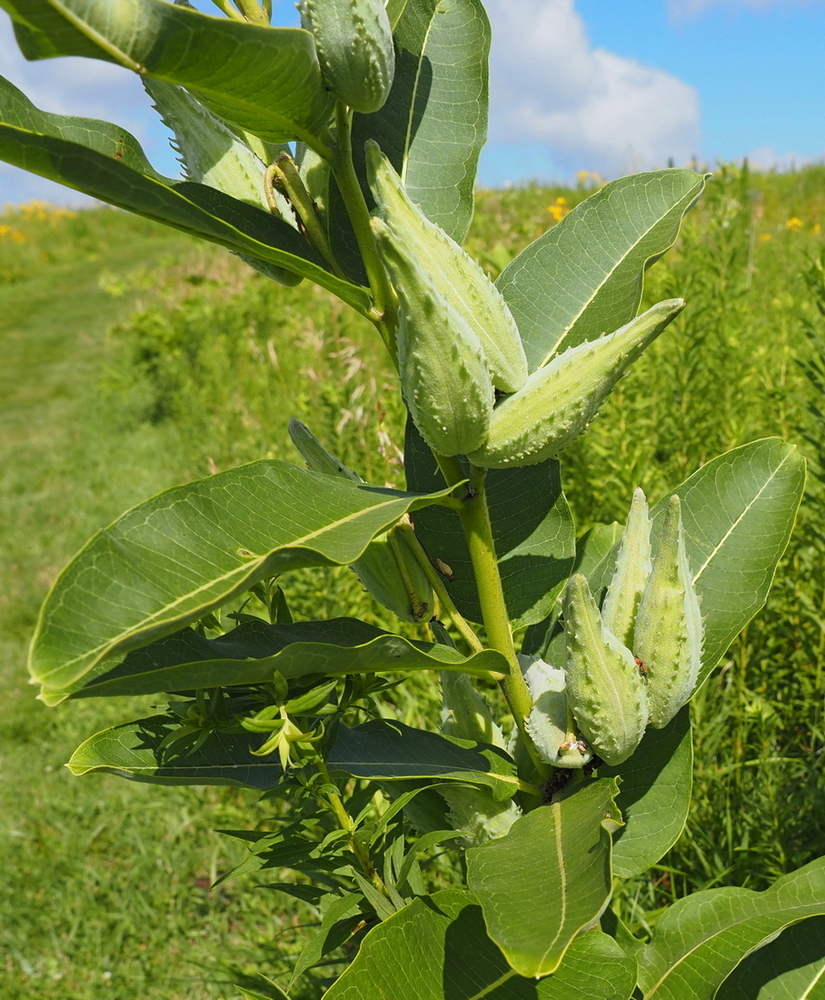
(441, 671, 506, 749)
(633, 495, 704, 728)
(299, 0, 395, 113)
(144, 78, 271, 212)
(438, 785, 522, 848)
(143, 78, 302, 286)
(519, 654, 594, 769)
(288, 419, 433, 621)
(366, 143, 528, 394)
(602, 488, 652, 649)
(352, 530, 433, 622)
(371, 215, 494, 456)
(467, 299, 685, 469)
(564, 574, 649, 766)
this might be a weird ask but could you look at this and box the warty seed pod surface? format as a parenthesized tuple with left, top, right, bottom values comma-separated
(633, 494, 704, 728)
(467, 299, 685, 468)
(366, 142, 529, 394)
(564, 574, 649, 766)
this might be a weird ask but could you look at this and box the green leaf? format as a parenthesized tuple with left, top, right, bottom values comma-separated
(328, 720, 521, 800)
(29, 460, 454, 704)
(235, 986, 291, 1000)
(0, 0, 334, 144)
(74, 618, 509, 699)
(665, 438, 805, 683)
(497, 170, 706, 371)
(324, 888, 637, 999)
(67, 714, 283, 789)
(601, 707, 692, 880)
(522, 521, 622, 658)
(406, 420, 576, 628)
(0, 76, 371, 312)
(328, 0, 491, 280)
(716, 916, 825, 999)
(289, 893, 363, 987)
(466, 779, 620, 978)
(638, 858, 825, 1000)
(356, 0, 490, 242)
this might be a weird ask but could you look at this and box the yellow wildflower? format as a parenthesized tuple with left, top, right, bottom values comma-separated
(785, 217, 804, 232)
(547, 196, 570, 223)
(758, 233, 771, 243)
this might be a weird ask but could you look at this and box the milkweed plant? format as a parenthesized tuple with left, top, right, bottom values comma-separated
(0, 1, 821, 997)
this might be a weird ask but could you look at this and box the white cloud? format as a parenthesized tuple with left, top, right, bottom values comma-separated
(670, 0, 824, 16)
(484, 0, 701, 179)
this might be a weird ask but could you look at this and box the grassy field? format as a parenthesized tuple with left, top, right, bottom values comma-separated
(2, 165, 825, 996)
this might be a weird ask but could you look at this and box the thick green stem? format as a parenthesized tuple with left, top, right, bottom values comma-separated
(433, 455, 551, 779)
(315, 757, 388, 894)
(331, 104, 398, 353)
(233, 0, 269, 24)
(210, 0, 246, 20)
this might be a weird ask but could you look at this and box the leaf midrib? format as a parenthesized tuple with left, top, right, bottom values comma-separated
(692, 447, 795, 584)
(536, 177, 703, 367)
(401, 5, 437, 186)
(644, 897, 825, 997)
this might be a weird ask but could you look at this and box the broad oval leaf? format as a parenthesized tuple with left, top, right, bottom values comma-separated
(466, 779, 620, 978)
(1, 0, 334, 144)
(406, 420, 576, 628)
(497, 170, 706, 371)
(29, 460, 454, 704)
(715, 916, 825, 999)
(324, 888, 637, 1000)
(601, 706, 692, 880)
(67, 713, 283, 789)
(0, 77, 371, 313)
(638, 857, 825, 1000)
(73, 618, 509, 699)
(328, 720, 521, 800)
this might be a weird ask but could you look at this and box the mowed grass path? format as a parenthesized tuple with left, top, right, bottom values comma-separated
(0, 212, 284, 1000)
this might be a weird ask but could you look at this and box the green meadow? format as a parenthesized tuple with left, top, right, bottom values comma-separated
(2, 163, 824, 997)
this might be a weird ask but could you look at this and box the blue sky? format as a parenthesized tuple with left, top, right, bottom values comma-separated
(1, 0, 823, 204)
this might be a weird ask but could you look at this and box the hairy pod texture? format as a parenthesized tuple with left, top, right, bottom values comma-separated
(440, 671, 506, 749)
(519, 655, 593, 769)
(633, 495, 704, 728)
(437, 786, 522, 847)
(288, 419, 433, 621)
(371, 215, 494, 455)
(602, 488, 652, 648)
(564, 574, 649, 766)
(366, 143, 528, 394)
(467, 299, 685, 468)
(143, 78, 302, 286)
(299, 0, 395, 113)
